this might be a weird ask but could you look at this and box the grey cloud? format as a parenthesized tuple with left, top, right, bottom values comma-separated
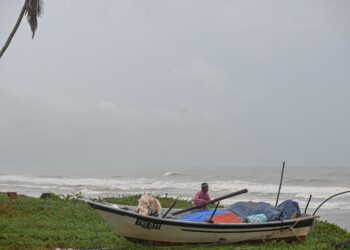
(0, 0, 349, 174)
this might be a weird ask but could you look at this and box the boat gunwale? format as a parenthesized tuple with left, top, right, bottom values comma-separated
(87, 200, 318, 229)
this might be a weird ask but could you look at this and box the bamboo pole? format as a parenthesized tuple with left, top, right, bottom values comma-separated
(275, 161, 285, 207)
(304, 194, 312, 214)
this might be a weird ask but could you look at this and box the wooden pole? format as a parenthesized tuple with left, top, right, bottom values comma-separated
(172, 189, 248, 216)
(207, 202, 220, 223)
(304, 194, 312, 214)
(275, 161, 285, 207)
(162, 201, 177, 218)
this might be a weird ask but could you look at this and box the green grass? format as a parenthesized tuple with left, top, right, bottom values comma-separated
(0, 192, 349, 250)
(0, 193, 131, 250)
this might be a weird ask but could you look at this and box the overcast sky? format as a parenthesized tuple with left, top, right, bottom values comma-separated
(0, 0, 349, 174)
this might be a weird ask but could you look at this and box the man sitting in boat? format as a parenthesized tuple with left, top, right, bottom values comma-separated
(192, 182, 211, 209)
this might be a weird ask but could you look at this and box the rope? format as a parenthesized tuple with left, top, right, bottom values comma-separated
(288, 217, 303, 242)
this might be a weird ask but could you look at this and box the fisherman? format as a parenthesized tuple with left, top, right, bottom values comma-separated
(192, 182, 211, 209)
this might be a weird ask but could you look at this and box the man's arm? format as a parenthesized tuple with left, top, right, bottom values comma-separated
(206, 193, 211, 202)
(193, 192, 207, 205)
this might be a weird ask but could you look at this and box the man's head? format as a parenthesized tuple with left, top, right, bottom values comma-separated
(201, 182, 209, 193)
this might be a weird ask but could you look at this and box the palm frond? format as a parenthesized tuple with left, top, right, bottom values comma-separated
(25, 0, 44, 38)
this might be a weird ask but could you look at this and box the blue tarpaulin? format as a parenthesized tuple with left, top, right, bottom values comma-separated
(176, 200, 300, 223)
(278, 200, 301, 220)
(176, 209, 229, 222)
(227, 201, 282, 221)
(227, 200, 300, 222)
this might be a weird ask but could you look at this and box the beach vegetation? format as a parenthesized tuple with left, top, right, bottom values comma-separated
(0, 192, 349, 250)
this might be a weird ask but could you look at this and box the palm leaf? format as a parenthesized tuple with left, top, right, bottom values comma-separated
(25, 0, 44, 38)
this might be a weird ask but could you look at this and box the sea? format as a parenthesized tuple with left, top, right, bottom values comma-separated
(1, 167, 349, 231)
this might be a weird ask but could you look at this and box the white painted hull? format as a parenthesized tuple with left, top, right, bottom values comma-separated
(87, 201, 316, 246)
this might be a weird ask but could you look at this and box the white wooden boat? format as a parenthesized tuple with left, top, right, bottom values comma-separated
(87, 200, 318, 246)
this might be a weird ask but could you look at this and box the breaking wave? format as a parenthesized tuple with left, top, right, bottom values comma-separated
(163, 171, 185, 177)
(285, 178, 332, 185)
(0, 174, 349, 210)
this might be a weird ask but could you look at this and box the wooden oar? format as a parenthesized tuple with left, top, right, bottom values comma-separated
(172, 188, 248, 216)
(162, 201, 177, 218)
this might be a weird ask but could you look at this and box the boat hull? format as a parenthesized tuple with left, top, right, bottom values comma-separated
(87, 201, 316, 246)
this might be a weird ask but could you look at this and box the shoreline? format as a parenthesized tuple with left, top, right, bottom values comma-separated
(1, 192, 350, 249)
(1, 188, 349, 232)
